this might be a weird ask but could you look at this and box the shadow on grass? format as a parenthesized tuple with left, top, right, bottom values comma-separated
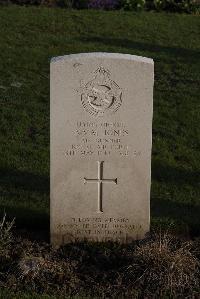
(77, 36, 199, 63)
(151, 198, 200, 236)
(152, 160, 200, 187)
(0, 202, 50, 241)
(0, 167, 49, 240)
(0, 202, 49, 228)
(0, 167, 49, 193)
(152, 161, 200, 236)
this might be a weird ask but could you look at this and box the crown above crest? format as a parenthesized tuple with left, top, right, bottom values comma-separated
(94, 66, 110, 77)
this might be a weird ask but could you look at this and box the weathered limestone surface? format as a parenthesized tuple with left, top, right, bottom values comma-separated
(50, 53, 154, 246)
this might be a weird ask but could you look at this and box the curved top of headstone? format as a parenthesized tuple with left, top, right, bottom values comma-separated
(51, 52, 153, 65)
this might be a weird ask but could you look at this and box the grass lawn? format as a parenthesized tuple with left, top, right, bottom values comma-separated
(0, 5, 199, 239)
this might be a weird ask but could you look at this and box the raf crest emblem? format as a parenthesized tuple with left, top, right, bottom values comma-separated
(80, 67, 122, 117)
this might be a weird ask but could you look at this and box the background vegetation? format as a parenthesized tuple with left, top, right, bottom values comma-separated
(1, 0, 200, 13)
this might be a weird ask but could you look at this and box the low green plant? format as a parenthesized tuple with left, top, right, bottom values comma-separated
(0, 214, 15, 276)
(0, 214, 14, 257)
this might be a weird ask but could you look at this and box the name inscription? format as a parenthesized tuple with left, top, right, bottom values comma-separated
(65, 121, 141, 158)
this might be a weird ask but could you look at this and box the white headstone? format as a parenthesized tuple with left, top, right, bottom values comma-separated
(50, 53, 154, 246)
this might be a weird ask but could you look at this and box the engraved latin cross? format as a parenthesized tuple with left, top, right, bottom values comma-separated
(84, 161, 117, 213)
